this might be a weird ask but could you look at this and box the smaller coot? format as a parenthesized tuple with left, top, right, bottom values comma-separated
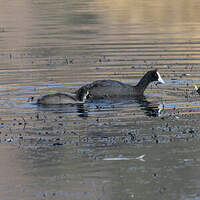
(37, 91, 89, 105)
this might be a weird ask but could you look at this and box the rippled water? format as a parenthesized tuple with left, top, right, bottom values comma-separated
(1, 0, 200, 199)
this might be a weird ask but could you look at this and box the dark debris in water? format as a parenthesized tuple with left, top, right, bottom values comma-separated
(0, 103, 200, 148)
(52, 142, 64, 146)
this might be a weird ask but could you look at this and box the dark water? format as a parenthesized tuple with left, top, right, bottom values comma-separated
(1, 0, 200, 199)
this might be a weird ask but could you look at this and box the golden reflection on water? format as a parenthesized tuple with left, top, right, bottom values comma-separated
(0, 0, 34, 50)
(93, 0, 200, 24)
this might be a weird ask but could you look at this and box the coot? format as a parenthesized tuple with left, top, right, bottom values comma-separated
(76, 69, 165, 100)
(37, 91, 89, 105)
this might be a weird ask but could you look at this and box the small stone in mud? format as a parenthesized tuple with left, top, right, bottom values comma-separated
(36, 113, 39, 120)
(52, 142, 63, 146)
(153, 173, 158, 177)
(155, 139, 159, 144)
(159, 187, 167, 194)
(38, 137, 47, 142)
(188, 129, 195, 134)
(7, 138, 14, 143)
(152, 134, 157, 139)
(128, 132, 136, 141)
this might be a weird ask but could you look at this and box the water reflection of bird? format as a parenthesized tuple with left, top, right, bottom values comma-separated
(86, 96, 164, 117)
(36, 103, 89, 118)
(76, 69, 165, 100)
(136, 96, 164, 117)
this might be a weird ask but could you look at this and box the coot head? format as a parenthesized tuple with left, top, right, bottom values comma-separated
(79, 90, 90, 101)
(150, 69, 165, 84)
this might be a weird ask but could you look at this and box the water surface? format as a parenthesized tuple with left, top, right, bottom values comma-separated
(1, 0, 200, 199)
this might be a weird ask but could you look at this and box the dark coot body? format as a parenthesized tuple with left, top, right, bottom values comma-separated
(76, 69, 165, 100)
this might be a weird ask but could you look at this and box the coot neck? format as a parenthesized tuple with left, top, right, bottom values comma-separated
(135, 72, 153, 94)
